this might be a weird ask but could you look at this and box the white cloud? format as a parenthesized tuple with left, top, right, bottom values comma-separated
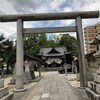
(0, 22, 16, 41)
(0, 0, 99, 42)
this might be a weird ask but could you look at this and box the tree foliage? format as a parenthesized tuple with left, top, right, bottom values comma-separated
(0, 34, 5, 41)
(24, 33, 77, 56)
(0, 33, 77, 74)
(24, 34, 41, 56)
(47, 37, 55, 46)
(0, 35, 16, 74)
(38, 34, 47, 46)
(59, 34, 77, 55)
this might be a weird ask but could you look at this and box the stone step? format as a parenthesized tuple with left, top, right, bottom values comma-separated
(86, 87, 100, 100)
(0, 80, 4, 88)
(0, 92, 14, 100)
(90, 82, 100, 94)
(0, 86, 9, 99)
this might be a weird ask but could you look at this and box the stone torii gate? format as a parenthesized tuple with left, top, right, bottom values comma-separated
(0, 11, 99, 91)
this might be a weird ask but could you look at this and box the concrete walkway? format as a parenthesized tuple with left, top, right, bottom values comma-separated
(18, 72, 84, 100)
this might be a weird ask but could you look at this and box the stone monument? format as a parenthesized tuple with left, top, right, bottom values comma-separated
(24, 60, 36, 80)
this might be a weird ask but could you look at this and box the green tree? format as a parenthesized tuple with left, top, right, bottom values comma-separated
(24, 33, 56, 56)
(53, 35, 61, 45)
(3, 39, 16, 74)
(0, 35, 16, 74)
(24, 34, 41, 56)
(47, 37, 55, 46)
(0, 35, 6, 62)
(24, 33, 78, 56)
(59, 33, 77, 56)
(0, 34, 5, 41)
(38, 34, 47, 46)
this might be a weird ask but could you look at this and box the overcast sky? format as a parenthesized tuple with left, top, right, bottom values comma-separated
(0, 0, 100, 41)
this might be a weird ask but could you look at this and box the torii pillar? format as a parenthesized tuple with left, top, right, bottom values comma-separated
(14, 19, 26, 91)
(76, 16, 87, 87)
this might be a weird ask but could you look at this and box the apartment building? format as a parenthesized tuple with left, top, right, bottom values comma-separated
(84, 23, 100, 54)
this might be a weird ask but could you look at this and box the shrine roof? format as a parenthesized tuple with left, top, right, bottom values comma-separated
(24, 53, 42, 63)
(85, 51, 96, 58)
(0, 42, 9, 50)
(89, 31, 100, 45)
(37, 46, 70, 57)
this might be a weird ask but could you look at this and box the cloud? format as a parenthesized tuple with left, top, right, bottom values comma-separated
(6, 0, 36, 13)
(0, 0, 99, 42)
(6, 0, 64, 13)
(0, 10, 5, 15)
(0, 22, 16, 41)
(6, 0, 72, 13)
(8, 33, 16, 41)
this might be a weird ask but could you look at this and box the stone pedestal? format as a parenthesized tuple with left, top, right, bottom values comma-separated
(76, 68, 94, 81)
(86, 73, 100, 100)
(24, 61, 36, 80)
(10, 74, 28, 84)
(10, 63, 28, 84)
(0, 80, 14, 100)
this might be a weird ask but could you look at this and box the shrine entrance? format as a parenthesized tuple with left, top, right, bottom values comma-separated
(0, 11, 99, 91)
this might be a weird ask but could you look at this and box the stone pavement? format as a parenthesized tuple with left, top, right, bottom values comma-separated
(17, 72, 86, 100)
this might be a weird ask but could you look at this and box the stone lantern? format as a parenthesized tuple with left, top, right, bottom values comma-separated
(0, 42, 8, 61)
(86, 31, 100, 100)
(0, 42, 13, 99)
(89, 31, 100, 74)
(0, 42, 9, 76)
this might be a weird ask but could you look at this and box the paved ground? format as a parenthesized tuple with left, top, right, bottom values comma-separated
(13, 72, 87, 100)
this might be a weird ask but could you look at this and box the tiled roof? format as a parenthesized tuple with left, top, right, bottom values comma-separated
(37, 46, 70, 56)
(89, 31, 100, 45)
(0, 43, 9, 50)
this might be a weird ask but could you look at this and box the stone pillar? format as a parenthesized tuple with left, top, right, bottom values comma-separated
(14, 19, 26, 91)
(64, 62, 67, 75)
(39, 63, 41, 77)
(24, 61, 32, 80)
(76, 16, 87, 87)
(72, 61, 75, 74)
